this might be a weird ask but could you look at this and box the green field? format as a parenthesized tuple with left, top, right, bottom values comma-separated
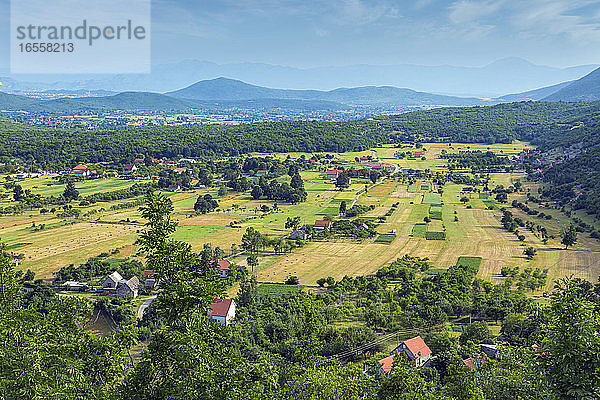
(456, 256, 483, 273)
(429, 205, 443, 220)
(374, 234, 397, 244)
(425, 231, 446, 240)
(456, 256, 483, 268)
(257, 282, 304, 296)
(3, 141, 598, 294)
(411, 223, 427, 237)
(422, 193, 442, 204)
(481, 200, 495, 209)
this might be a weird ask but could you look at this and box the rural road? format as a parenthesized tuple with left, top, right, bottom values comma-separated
(348, 153, 400, 209)
(137, 295, 157, 320)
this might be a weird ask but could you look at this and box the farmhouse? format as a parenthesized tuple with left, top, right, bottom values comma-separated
(314, 220, 332, 230)
(286, 227, 311, 240)
(377, 336, 432, 373)
(115, 276, 139, 298)
(215, 259, 232, 278)
(123, 164, 138, 174)
(207, 298, 236, 325)
(167, 184, 181, 192)
(102, 271, 124, 289)
(463, 357, 485, 370)
(326, 170, 342, 180)
(72, 164, 90, 177)
(255, 170, 268, 177)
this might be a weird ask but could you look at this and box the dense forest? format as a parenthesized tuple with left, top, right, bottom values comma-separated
(0, 120, 389, 168)
(2, 101, 600, 168)
(1, 194, 598, 399)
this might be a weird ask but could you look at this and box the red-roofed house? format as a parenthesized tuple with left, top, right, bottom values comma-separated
(215, 259, 231, 278)
(314, 220, 332, 230)
(134, 158, 145, 165)
(326, 170, 342, 181)
(124, 164, 138, 174)
(72, 164, 89, 177)
(462, 357, 485, 370)
(255, 170, 268, 177)
(378, 355, 395, 373)
(207, 299, 236, 325)
(391, 336, 432, 367)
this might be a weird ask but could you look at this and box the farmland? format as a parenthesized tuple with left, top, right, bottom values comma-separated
(2, 140, 599, 296)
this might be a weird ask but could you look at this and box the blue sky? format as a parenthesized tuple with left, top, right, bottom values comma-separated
(1, 0, 600, 69)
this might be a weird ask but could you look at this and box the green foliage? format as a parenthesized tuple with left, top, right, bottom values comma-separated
(194, 193, 219, 214)
(62, 181, 79, 201)
(539, 278, 600, 399)
(459, 320, 494, 345)
(561, 225, 578, 249)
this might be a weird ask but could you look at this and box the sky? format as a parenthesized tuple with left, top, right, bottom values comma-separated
(1, 0, 600, 70)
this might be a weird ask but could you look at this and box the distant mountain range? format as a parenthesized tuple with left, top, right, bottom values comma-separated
(167, 78, 487, 106)
(2, 57, 598, 97)
(2, 65, 600, 114)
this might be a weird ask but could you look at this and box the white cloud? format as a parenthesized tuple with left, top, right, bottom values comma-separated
(448, 0, 504, 24)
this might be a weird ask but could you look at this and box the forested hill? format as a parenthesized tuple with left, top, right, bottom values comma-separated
(374, 101, 600, 145)
(2, 101, 600, 167)
(0, 120, 389, 167)
(543, 66, 600, 102)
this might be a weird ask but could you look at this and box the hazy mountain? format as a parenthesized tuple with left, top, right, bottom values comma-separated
(168, 77, 487, 106)
(4, 58, 597, 97)
(543, 67, 600, 102)
(0, 91, 198, 113)
(495, 81, 574, 102)
(0, 91, 39, 109)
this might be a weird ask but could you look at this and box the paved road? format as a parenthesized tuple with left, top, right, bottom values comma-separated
(137, 295, 157, 320)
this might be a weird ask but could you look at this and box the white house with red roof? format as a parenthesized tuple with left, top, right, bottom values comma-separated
(215, 259, 231, 278)
(314, 220, 332, 230)
(255, 170, 268, 177)
(391, 336, 432, 367)
(377, 336, 432, 373)
(207, 298, 236, 325)
(72, 164, 90, 177)
(124, 164, 138, 174)
(326, 169, 342, 181)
